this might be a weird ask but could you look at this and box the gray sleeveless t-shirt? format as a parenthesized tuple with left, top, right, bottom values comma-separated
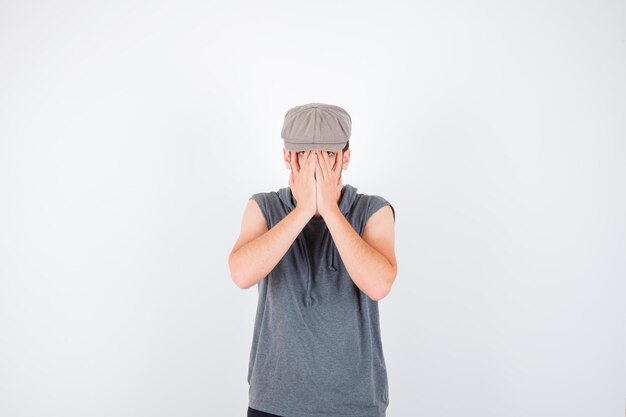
(247, 183, 395, 417)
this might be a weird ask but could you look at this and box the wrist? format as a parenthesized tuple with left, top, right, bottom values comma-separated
(293, 205, 314, 221)
(319, 204, 341, 219)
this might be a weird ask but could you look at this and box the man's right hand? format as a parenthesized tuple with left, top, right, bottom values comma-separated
(289, 150, 317, 218)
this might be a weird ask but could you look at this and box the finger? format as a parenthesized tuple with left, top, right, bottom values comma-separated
(333, 150, 342, 172)
(325, 149, 334, 171)
(300, 150, 309, 170)
(335, 150, 343, 173)
(326, 150, 337, 174)
(309, 151, 317, 173)
(325, 150, 334, 173)
(318, 150, 329, 178)
(309, 150, 318, 168)
(294, 151, 303, 172)
(316, 151, 327, 180)
(320, 149, 328, 166)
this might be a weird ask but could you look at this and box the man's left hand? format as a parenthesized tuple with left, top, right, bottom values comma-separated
(315, 150, 343, 217)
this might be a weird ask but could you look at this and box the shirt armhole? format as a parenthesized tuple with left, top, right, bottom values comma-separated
(249, 193, 271, 230)
(365, 195, 395, 225)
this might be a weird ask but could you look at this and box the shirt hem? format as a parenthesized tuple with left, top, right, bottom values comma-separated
(249, 399, 386, 417)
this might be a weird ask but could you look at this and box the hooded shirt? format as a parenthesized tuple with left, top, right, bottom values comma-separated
(246, 183, 395, 417)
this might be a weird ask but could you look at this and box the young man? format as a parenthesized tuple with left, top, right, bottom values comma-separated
(229, 103, 397, 417)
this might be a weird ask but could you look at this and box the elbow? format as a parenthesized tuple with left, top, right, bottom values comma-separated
(370, 271, 396, 302)
(370, 285, 390, 302)
(229, 252, 252, 290)
(231, 270, 254, 290)
(231, 271, 252, 290)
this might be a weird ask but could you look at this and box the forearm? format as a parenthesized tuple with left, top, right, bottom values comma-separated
(231, 207, 311, 289)
(323, 206, 394, 301)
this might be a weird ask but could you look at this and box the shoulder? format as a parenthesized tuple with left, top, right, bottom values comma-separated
(248, 189, 286, 229)
(362, 193, 395, 224)
(249, 190, 281, 209)
(249, 190, 278, 202)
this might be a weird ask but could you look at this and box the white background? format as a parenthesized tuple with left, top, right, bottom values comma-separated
(1, 1, 625, 416)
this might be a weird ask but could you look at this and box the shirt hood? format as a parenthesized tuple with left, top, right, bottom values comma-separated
(277, 183, 358, 306)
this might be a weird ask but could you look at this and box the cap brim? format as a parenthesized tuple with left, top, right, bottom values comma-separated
(284, 141, 346, 152)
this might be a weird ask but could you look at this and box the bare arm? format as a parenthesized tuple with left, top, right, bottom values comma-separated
(229, 199, 312, 289)
(323, 204, 397, 301)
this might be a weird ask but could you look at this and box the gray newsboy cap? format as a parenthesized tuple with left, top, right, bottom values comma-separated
(281, 102, 351, 152)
